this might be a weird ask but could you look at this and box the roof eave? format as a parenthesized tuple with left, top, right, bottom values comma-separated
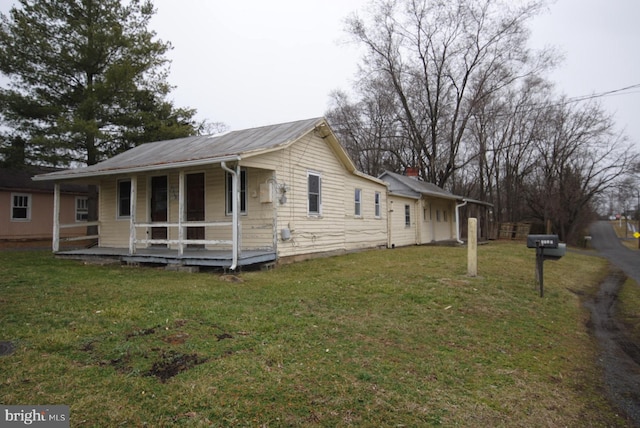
(32, 155, 242, 181)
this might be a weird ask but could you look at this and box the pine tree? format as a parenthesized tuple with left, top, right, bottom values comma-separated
(0, 0, 203, 167)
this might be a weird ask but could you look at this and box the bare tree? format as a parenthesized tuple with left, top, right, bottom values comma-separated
(525, 99, 637, 242)
(327, 80, 402, 177)
(339, 0, 549, 187)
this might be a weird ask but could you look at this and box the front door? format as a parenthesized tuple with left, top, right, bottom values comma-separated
(186, 173, 205, 247)
(150, 176, 168, 245)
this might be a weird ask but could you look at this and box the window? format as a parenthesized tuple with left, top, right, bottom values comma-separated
(374, 192, 381, 218)
(226, 169, 247, 214)
(118, 179, 131, 218)
(404, 204, 411, 227)
(11, 193, 30, 221)
(424, 205, 431, 222)
(443, 210, 448, 222)
(436, 210, 441, 222)
(354, 189, 362, 217)
(308, 172, 321, 215)
(76, 197, 88, 221)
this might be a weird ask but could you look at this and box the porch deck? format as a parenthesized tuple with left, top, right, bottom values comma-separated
(56, 246, 277, 269)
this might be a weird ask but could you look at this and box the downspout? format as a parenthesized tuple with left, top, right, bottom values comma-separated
(221, 161, 240, 271)
(455, 199, 468, 244)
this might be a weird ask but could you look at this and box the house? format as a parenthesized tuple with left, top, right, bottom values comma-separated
(380, 170, 461, 247)
(32, 118, 390, 268)
(32, 118, 488, 269)
(0, 166, 90, 245)
(379, 170, 494, 246)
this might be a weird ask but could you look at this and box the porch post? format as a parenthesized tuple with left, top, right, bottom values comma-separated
(220, 161, 239, 270)
(232, 163, 240, 267)
(52, 183, 60, 252)
(129, 175, 137, 255)
(178, 170, 185, 256)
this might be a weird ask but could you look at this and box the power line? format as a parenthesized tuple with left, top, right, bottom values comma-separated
(564, 83, 640, 104)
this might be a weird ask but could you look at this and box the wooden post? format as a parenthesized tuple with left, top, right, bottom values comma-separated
(467, 218, 477, 277)
(129, 176, 137, 255)
(178, 171, 185, 256)
(52, 183, 60, 252)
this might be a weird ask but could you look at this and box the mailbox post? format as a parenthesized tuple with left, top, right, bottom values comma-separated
(526, 234, 565, 297)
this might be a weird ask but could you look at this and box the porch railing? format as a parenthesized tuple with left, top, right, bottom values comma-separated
(52, 221, 99, 252)
(132, 221, 235, 253)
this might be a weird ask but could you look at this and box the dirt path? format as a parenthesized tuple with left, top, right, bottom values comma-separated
(587, 221, 640, 426)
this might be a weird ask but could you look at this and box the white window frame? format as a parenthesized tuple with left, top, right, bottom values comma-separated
(76, 196, 89, 222)
(404, 204, 411, 227)
(117, 179, 131, 219)
(374, 192, 381, 218)
(225, 168, 247, 215)
(11, 192, 31, 221)
(354, 188, 362, 217)
(307, 171, 322, 216)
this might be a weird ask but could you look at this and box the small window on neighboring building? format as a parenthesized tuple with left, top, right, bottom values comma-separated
(11, 193, 31, 221)
(443, 210, 448, 222)
(405, 204, 411, 227)
(118, 179, 131, 218)
(308, 172, 321, 215)
(76, 197, 88, 222)
(226, 169, 247, 215)
(374, 192, 381, 218)
(436, 209, 441, 222)
(354, 188, 362, 217)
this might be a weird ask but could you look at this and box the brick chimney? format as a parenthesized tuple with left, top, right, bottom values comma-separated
(405, 167, 419, 178)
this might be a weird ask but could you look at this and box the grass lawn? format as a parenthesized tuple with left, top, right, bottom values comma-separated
(0, 242, 631, 426)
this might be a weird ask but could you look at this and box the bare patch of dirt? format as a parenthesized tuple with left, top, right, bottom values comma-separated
(145, 350, 208, 382)
(0, 341, 15, 356)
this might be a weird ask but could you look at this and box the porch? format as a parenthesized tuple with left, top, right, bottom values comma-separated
(55, 246, 277, 269)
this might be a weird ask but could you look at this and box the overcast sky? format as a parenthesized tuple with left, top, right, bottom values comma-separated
(147, 0, 640, 148)
(1, 0, 638, 149)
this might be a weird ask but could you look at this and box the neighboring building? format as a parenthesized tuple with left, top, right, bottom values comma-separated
(32, 118, 488, 269)
(0, 166, 89, 244)
(380, 170, 460, 247)
(380, 170, 494, 246)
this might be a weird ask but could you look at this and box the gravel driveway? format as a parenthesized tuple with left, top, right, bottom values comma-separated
(587, 221, 640, 426)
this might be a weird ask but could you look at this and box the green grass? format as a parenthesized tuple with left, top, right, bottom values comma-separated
(0, 243, 630, 426)
(618, 277, 640, 347)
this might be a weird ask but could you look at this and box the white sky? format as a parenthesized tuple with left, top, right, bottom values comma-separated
(151, 0, 640, 150)
(1, 0, 638, 149)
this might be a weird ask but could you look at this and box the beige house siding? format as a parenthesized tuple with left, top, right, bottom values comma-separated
(1, 190, 83, 240)
(343, 175, 388, 251)
(431, 199, 456, 241)
(419, 199, 434, 243)
(274, 134, 350, 258)
(387, 195, 418, 248)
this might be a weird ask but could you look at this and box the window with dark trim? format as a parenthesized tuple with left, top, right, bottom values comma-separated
(354, 188, 362, 217)
(374, 192, 381, 218)
(226, 169, 247, 214)
(308, 172, 321, 215)
(404, 204, 411, 227)
(76, 197, 88, 221)
(118, 179, 131, 218)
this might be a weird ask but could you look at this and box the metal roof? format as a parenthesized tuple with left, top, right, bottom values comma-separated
(379, 171, 462, 201)
(33, 117, 327, 181)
